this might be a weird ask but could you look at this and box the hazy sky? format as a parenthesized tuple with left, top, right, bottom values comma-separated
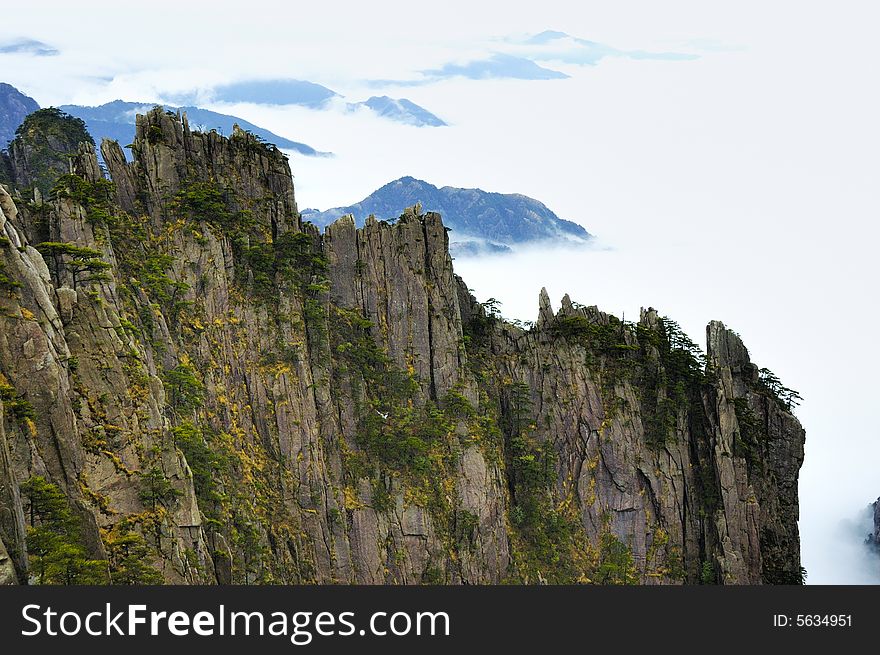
(3, 0, 879, 583)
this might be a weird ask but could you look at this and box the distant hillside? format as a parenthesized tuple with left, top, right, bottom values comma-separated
(302, 176, 590, 254)
(211, 79, 339, 108)
(59, 100, 326, 158)
(0, 83, 39, 147)
(359, 96, 446, 127)
(198, 79, 445, 127)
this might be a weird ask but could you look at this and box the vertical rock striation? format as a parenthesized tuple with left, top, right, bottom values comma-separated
(0, 108, 805, 585)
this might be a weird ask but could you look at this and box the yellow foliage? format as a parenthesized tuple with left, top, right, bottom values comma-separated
(343, 486, 364, 510)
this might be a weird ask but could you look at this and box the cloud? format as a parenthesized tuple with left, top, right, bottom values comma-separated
(174, 78, 447, 128)
(369, 53, 569, 87)
(510, 30, 698, 66)
(677, 38, 746, 53)
(0, 37, 58, 57)
(369, 32, 695, 88)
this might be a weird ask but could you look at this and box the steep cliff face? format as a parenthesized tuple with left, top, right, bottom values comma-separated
(0, 108, 805, 585)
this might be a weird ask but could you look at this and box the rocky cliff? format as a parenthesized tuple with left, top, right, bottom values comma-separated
(0, 108, 805, 585)
(867, 499, 880, 550)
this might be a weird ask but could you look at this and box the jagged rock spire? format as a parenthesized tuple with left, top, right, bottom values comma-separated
(537, 287, 554, 327)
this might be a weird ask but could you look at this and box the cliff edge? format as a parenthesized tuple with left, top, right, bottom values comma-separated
(0, 108, 805, 584)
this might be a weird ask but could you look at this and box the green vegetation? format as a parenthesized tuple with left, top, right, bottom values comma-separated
(51, 174, 116, 225)
(162, 362, 205, 415)
(20, 476, 108, 584)
(172, 422, 229, 523)
(170, 181, 237, 232)
(1, 105, 803, 589)
(329, 304, 507, 570)
(0, 230, 16, 291)
(551, 314, 638, 359)
(147, 124, 164, 145)
(13, 108, 93, 147)
(0, 259, 22, 291)
(171, 420, 279, 584)
(453, 509, 479, 550)
(756, 367, 802, 411)
(542, 312, 708, 448)
(733, 397, 763, 464)
(637, 317, 707, 447)
(502, 381, 586, 583)
(242, 229, 330, 303)
(36, 241, 111, 289)
(0, 374, 36, 424)
(333, 305, 452, 477)
(594, 529, 638, 585)
(700, 560, 717, 584)
(229, 128, 284, 158)
(139, 465, 182, 511)
(104, 527, 164, 584)
(9, 108, 94, 195)
(58, 176, 192, 324)
(168, 181, 329, 326)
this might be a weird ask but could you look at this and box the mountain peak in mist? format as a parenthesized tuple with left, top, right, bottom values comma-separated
(360, 96, 446, 127)
(302, 176, 590, 255)
(58, 100, 325, 158)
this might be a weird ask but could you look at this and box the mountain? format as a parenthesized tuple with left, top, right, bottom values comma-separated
(357, 96, 446, 127)
(0, 107, 804, 586)
(422, 53, 570, 80)
(59, 100, 325, 158)
(197, 78, 446, 127)
(0, 83, 39, 147)
(210, 79, 339, 108)
(1, 108, 93, 194)
(302, 176, 590, 254)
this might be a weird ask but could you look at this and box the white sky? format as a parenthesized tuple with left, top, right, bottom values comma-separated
(3, 0, 879, 583)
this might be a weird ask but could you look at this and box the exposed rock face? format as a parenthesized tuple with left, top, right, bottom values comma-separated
(875, 501, 880, 543)
(867, 499, 880, 549)
(0, 108, 805, 585)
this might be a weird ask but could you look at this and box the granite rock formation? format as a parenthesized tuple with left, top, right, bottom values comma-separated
(0, 107, 805, 585)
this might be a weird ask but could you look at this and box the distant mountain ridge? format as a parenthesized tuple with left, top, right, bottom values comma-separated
(202, 79, 446, 127)
(59, 100, 326, 158)
(0, 83, 39, 147)
(301, 176, 590, 254)
(210, 79, 339, 108)
(359, 97, 446, 127)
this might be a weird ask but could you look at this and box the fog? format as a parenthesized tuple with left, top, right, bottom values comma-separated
(828, 505, 880, 585)
(453, 235, 879, 584)
(3, 0, 880, 582)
